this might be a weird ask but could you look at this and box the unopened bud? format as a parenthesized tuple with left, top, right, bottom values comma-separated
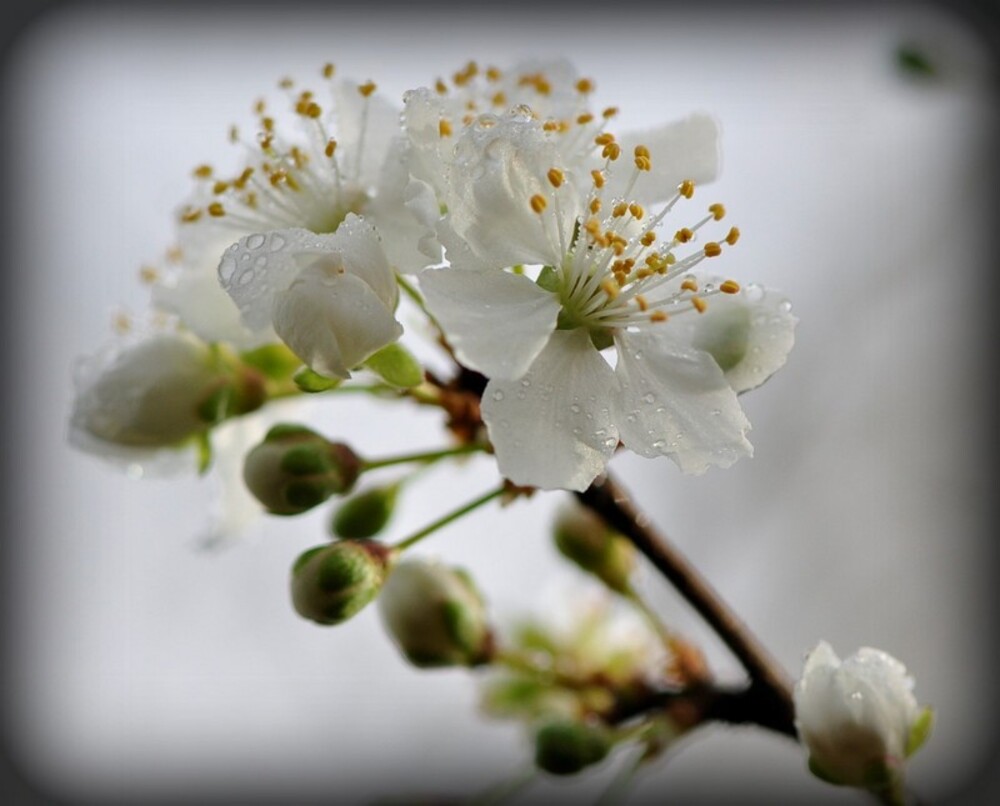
(290, 540, 392, 625)
(534, 719, 612, 776)
(243, 424, 361, 515)
(378, 560, 493, 668)
(553, 505, 636, 593)
(331, 483, 400, 539)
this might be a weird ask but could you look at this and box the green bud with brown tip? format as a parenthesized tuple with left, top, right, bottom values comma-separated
(290, 540, 392, 625)
(243, 424, 361, 515)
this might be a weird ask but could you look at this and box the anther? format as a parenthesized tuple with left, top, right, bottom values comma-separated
(650, 311, 668, 323)
(193, 164, 213, 179)
(491, 91, 507, 107)
(681, 278, 698, 292)
(591, 169, 605, 188)
(641, 232, 656, 246)
(629, 203, 645, 220)
(180, 207, 202, 223)
(635, 295, 649, 312)
(709, 203, 726, 220)
(322, 63, 335, 79)
(278, 77, 294, 90)
(720, 280, 741, 294)
(703, 242, 722, 257)
(207, 202, 225, 218)
(602, 106, 619, 119)
(358, 81, 377, 97)
(529, 194, 548, 214)
(602, 142, 621, 160)
(325, 139, 337, 158)
(613, 202, 628, 218)
(679, 180, 695, 198)
(725, 227, 740, 245)
(439, 119, 453, 138)
(486, 66, 502, 82)
(212, 180, 229, 195)
(435, 79, 448, 95)
(547, 168, 564, 188)
(576, 78, 594, 94)
(594, 133, 616, 146)
(589, 198, 602, 214)
(601, 278, 620, 299)
(691, 297, 708, 313)
(577, 113, 594, 125)
(675, 228, 694, 243)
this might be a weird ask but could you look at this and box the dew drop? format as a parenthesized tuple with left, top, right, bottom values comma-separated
(520, 378, 531, 388)
(237, 269, 256, 286)
(651, 439, 666, 450)
(642, 393, 655, 404)
(710, 408, 722, 417)
(633, 350, 643, 360)
(603, 437, 618, 449)
(246, 233, 266, 250)
(254, 256, 267, 268)
(745, 283, 764, 302)
(492, 390, 505, 402)
(268, 234, 286, 251)
(570, 403, 581, 414)
(779, 299, 793, 313)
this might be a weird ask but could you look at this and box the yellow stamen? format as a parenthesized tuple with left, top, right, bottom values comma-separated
(691, 296, 707, 313)
(650, 311, 668, 323)
(635, 294, 649, 312)
(486, 66, 502, 82)
(325, 139, 337, 158)
(491, 91, 507, 106)
(529, 194, 547, 214)
(207, 202, 225, 218)
(679, 180, 695, 198)
(681, 278, 698, 292)
(602, 106, 619, 119)
(725, 227, 741, 245)
(602, 142, 621, 160)
(576, 78, 594, 94)
(594, 133, 616, 146)
(358, 81, 377, 97)
(703, 242, 722, 257)
(547, 168, 564, 188)
(601, 278, 620, 299)
(577, 113, 594, 125)
(439, 118, 453, 138)
(139, 266, 158, 284)
(180, 207, 202, 223)
(435, 78, 448, 95)
(613, 202, 628, 218)
(591, 169, 605, 188)
(709, 203, 726, 220)
(641, 232, 656, 247)
(322, 63, 335, 79)
(675, 228, 693, 243)
(720, 280, 741, 294)
(629, 203, 645, 220)
(192, 164, 213, 179)
(589, 198, 602, 214)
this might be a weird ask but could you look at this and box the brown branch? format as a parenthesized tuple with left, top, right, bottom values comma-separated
(576, 472, 797, 739)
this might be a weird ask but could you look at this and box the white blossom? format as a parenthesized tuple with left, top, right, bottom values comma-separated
(218, 217, 401, 379)
(419, 110, 795, 490)
(794, 642, 932, 795)
(151, 73, 432, 348)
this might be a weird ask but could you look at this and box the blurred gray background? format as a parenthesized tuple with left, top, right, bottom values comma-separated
(4, 2, 997, 803)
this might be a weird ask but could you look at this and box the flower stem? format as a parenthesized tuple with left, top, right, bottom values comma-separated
(576, 472, 796, 738)
(392, 485, 505, 552)
(363, 443, 487, 471)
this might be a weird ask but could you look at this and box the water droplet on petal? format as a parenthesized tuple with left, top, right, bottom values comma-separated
(779, 299, 793, 313)
(570, 403, 581, 414)
(246, 233, 266, 250)
(642, 393, 655, 405)
(520, 379, 531, 388)
(268, 234, 286, 251)
(492, 390, 505, 402)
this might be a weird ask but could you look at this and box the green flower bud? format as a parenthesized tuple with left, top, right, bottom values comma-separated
(331, 483, 400, 539)
(243, 424, 361, 515)
(553, 505, 636, 594)
(378, 560, 493, 668)
(534, 719, 612, 776)
(290, 540, 391, 625)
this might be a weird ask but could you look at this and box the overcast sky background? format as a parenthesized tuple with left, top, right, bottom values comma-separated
(4, 3, 998, 803)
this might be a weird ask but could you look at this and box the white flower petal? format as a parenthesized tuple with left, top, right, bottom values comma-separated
(444, 113, 581, 268)
(482, 330, 619, 491)
(218, 228, 331, 332)
(325, 214, 399, 309)
(420, 267, 560, 379)
(272, 266, 402, 379)
(614, 330, 752, 474)
(608, 114, 721, 205)
(370, 137, 441, 273)
(333, 80, 401, 189)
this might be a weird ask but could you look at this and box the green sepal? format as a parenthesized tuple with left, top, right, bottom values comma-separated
(896, 45, 935, 77)
(196, 384, 234, 424)
(293, 367, 341, 393)
(535, 265, 561, 292)
(363, 342, 423, 388)
(332, 484, 399, 539)
(239, 343, 302, 380)
(807, 756, 844, 786)
(906, 706, 934, 757)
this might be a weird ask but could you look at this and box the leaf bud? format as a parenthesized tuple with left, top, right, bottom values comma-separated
(243, 424, 361, 515)
(331, 483, 400, 539)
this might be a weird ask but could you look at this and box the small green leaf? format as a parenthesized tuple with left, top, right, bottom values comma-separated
(896, 45, 936, 78)
(293, 366, 341, 393)
(363, 342, 423, 388)
(196, 432, 213, 475)
(906, 706, 934, 757)
(807, 756, 844, 786)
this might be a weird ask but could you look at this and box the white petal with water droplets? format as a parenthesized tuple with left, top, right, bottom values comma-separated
(608, 114, 721, 205)
(614, 330, 751, 474)
(421, 267, 561, 380)
(272, 264, 402, 379)
(334, 80, 401, 189)
(325, 214, 398, 309)
(444, 113, 581, 268)
(482, 330, 620, 491)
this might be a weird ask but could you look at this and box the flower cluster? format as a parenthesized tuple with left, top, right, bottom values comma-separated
(66, 56, 930, 803)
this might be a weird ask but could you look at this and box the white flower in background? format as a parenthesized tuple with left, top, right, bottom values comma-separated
(69, 329, 248, 469)
(420, 110, 795, 490)
(218, 216, 401, 380)
(151, 68, 432, 348)
(794, 642, 933, 798)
